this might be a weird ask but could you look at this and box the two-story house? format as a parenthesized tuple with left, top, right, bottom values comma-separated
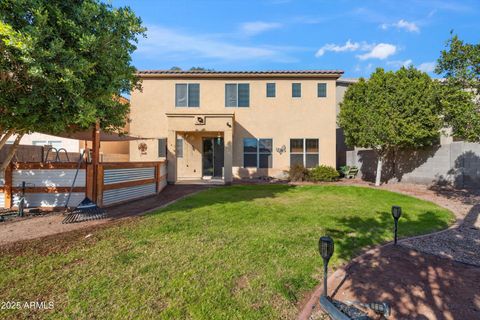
(129, 70, 344, 184)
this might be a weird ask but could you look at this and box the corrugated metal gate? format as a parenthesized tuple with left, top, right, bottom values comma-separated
(0, 161, 167, 208)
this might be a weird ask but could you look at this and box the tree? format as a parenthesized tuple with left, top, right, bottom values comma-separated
(436, 34, 480, 141)
(189, 67, 215, 72)
(169, 67, 215, 72)
(0, 0, 145, 172)
(338, 67, 475, 186)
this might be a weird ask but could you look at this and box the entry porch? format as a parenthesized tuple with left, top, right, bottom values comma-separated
(166, 113, 234, 184)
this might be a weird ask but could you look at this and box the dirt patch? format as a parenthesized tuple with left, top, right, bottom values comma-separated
(0, 218, 134, 256)
(0, 185, 208, 255)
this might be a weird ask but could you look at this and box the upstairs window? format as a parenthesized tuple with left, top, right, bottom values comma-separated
(176, 83, 200, 107)
(226, 83, 250, 107)
(266, 83, 276, 97)
(290, 138, 319, 168)
(243, 138, 273, 168)
(292, 83, 301, 98)
(317, 83, 327, 97)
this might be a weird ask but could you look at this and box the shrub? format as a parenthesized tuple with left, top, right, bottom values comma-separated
(309, 165, 340, 182)
(287, 164, 309, 181)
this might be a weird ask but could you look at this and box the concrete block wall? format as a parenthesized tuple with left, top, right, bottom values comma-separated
(346, 142, 480, 188)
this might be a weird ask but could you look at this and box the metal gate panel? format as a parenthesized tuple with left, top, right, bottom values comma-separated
(12, 169, 86, 187)
(12, 192, 84, 208)
(103, 183, 156, 206)
(103, 168, 155, 185)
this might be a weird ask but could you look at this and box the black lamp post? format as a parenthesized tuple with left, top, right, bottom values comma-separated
(318, 236, 334, 297)
(392, 205, 402, 245)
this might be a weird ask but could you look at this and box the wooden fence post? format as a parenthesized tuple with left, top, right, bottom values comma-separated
(86, 163, 94, 200)
(155, 163, 161, 193)
(97, 164, 104, 207)
(4, 163, 12, 208)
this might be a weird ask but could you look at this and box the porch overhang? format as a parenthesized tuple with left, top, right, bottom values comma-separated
(165, 113, 234, 184)
(165, 112, 234, 132)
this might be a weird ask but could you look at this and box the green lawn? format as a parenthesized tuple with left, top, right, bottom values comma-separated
(0, 185, 454, 319)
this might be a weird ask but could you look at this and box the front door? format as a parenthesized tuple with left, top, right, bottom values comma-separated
(202, 137, 224, 178)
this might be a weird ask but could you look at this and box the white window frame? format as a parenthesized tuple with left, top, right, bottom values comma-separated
(243, 138, 273, 168)
(317, 83, 327, 98)
(290, 138, 319, 167)
(292, 83, 302, 98)
(266, 82, 276, 98)
(176, 83, 200, 108)
(225, 83, 249, 107)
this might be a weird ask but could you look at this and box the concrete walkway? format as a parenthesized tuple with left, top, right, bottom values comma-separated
(0, 185, 208, 246)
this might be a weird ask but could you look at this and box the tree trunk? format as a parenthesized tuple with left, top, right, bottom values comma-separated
(375, 154, 384, 186)
(0, 129, 14, 152)
(0, 133, 24, 173)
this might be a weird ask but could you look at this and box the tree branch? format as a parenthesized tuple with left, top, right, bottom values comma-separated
(0, 129, 14, 152)
(0, 133, 23, 174)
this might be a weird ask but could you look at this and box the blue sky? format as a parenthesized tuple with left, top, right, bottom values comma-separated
(111, 0, 479, 78)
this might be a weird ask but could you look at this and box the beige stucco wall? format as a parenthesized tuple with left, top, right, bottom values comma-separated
(129, 76, 338, 181)
(8, 133, 80, 152)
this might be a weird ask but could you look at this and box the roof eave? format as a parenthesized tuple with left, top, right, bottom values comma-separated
(136, 71, 344, 80)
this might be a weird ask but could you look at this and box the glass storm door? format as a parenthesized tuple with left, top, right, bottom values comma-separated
(202, 137, 224, 178)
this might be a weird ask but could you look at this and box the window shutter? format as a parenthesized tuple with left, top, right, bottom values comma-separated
(158, 138, 167, 157)
(238, 83, 250, 107)
(225, 84, 237, 107)
(175, 84, 188, 107)
(317, 83, 327, 97)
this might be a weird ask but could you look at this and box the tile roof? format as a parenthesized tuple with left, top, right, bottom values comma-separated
(137, 70, 344, 76)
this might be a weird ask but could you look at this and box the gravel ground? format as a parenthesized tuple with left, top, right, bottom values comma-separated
(381, 184, 480, 266)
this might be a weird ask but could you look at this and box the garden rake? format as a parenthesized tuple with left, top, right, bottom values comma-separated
(62, 197, 106, 223)
(62, 151, 107, 224)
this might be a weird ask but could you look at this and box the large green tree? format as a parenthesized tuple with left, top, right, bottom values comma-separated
(436, 34, 480, 141)
(0, 0, 145, 171)
(338, 67, 475, 186)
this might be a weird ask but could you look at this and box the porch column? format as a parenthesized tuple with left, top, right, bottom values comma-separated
(167, 130, 177, 183)
(224, 128, 233, 184)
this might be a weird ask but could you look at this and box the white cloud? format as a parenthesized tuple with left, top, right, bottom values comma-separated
(240, 21, 282, 36)
(357, 43, 397, 60)
(381, 19, 420, 33)
(316, 40, 397, 60)
(137, 25, 293, 62)
(315, 40, 362, 57)
(417, 61, 436, 72)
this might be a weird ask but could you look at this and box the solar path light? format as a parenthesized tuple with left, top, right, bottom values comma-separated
(318, 236, 391, 319)
(318, 236, 334, 297)
(392, 206, 402, 245)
